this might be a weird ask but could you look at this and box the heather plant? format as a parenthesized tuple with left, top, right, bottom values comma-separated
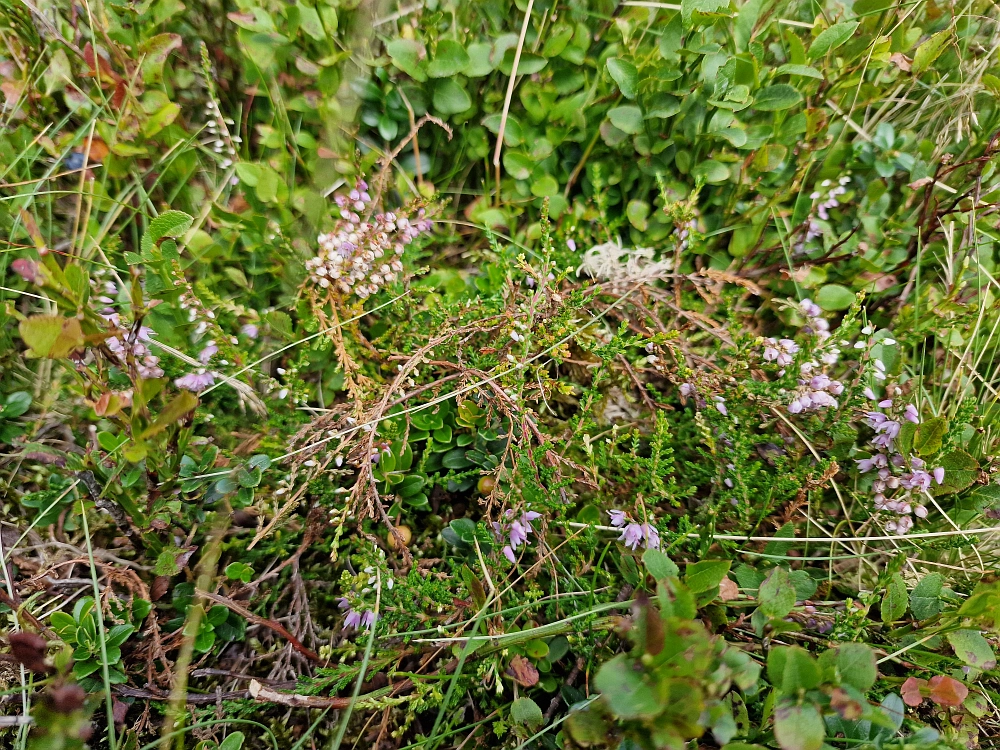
(3, 0, 1000, 749)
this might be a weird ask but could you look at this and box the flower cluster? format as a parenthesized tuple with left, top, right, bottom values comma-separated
(763, 338, 799, 367)
(675, 217, 697, 253)
(608, 510, 660, 550)
(857, 393, 944, 534)
(787, 362, 844, 414)
(203, 99, 241, 176)
(796, 177, 851, 251)
(337, 598, 377, 630)
(798, 298, 832, 341)
(493, 509, 542, 563)
(99, 305, 164, 381)
(305, 180, 431, 300)
(812, 177, 851, 221)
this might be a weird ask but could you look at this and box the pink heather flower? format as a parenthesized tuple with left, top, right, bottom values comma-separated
(679, 383, 695, 397)
(241, 323, 259, 339)
(343, 609, 362, 629)
(198, 341, 218, 364)
(497, 509, 543, 562)
(509, 520, 529, 549)
(904, 404, 920, 423)
(643, 524, 660, 550)
(864, 387, 877, 400)
(567, 239, 577, 251)
(800, 299, 821, 318)
(878, 399, 893, 409)
(175, 370, 215, 392)
(714, 397, 728, 416)
(360, 610, 378, 629)
(608, 510, 627, 527)
(620, 523, 645, 550)
(857, 458, 876, 473)
(933, 467, 945, 485)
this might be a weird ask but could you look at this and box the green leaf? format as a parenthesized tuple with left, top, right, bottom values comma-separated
(788, 570, 817, 601)
(836, 643, 877, 691)
(931, 450, 978, 496)
(912, 30, 952, 76)
(692, 159, 730, 184)
(816, 283, 855, 311)
(807, 21, 859, 59)
(141, 391, 199, 438)
(608, 105, 643, 134)
(775, 63, 824, 79)
(913, 417, 947, 456)
(682, 0, 731, 27)
(566, 706, 609, 745)
(105, 624, 135, 648)
(530, 174, 559, 198)
(753, 84, 802, 111)
(947, 630, 997, 670)
(646, 93, 680, 118)
(769, 646, 821, 693)
(773, 702, 824, 750)
(734, 0, 764, 50)
(643, 548, 679, 580)
(502, 151, 533, 180)
(219, 732, 245, 750)
(758, 566, 796, 618)
(464, 42, 494, 77)
(594, 654, 662, 719)
(19, 315, 85, 359)
(685, 560, 731, 594)
(2, 391, 31, 418)
(141, 210, 194, 253)
(386, 38, 426, 81)
(606, 57, 639, 99)
(882, 573, 907, 622)
(910, 573, 943, 620)
(138, 33, 182, 83)
(626, 199, 651, 231)
(428, 40, 470, 78)
(969, 484, 1000, 513)
(432, 79, 472, 115)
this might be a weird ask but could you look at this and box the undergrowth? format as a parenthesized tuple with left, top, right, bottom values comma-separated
(3, 0, 1000, 749)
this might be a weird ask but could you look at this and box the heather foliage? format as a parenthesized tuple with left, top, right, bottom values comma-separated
(2, 0, 1000, 749)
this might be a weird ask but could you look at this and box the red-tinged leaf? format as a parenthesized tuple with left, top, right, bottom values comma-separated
(12, 258, 40, 283)
(112, 80, 127, 109)
(506, 655, 539, 687)
(8, 632, 50, 673)
(83, 42, 122, 84)
(928, 675, 968, 706)
(830, 687, 864, 719)
(901, 676, 926, 706)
